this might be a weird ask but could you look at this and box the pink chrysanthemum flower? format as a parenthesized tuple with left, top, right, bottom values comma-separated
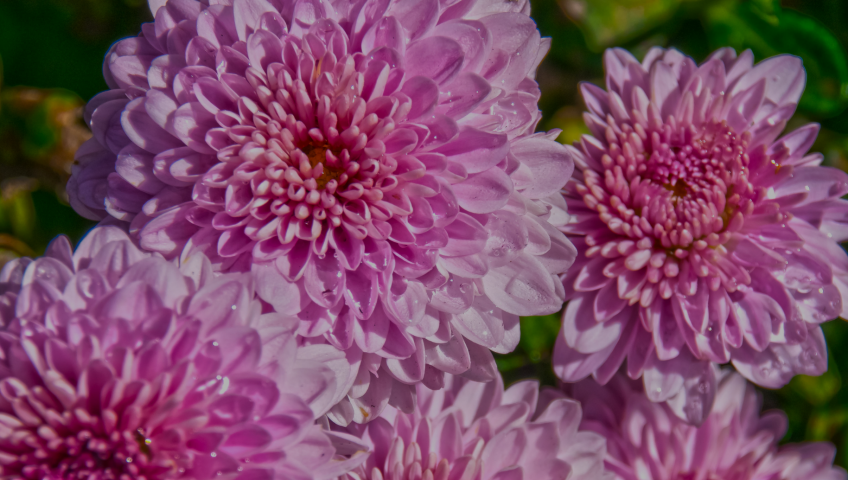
(556, 46, 848, 423)
(567, 371, 847, 480)
(69, 0, 576, 423)
(334, 373, 612, 480)
(0, 225, 358, 479)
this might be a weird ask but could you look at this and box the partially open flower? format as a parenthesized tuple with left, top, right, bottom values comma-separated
(69, 0, 576, 423)
(568, 371, 847, 480)
(0, 226, 353, 479)
(557, 47, 848, 423)
(335, 373, 612, 480)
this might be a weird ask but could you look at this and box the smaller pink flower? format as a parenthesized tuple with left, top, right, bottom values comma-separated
(0, 225, 357, 479)
(334, 373, 612, 480)
(557, 46, 848, 423)
(567, 371, 847, 480)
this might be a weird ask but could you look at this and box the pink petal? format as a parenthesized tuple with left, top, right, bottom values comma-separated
(122, 97, 184, 153)
(732, 54, 805, 107)
(387, 0, 438, 41)
(436, 72, 491, 118)
(234, 0, 278, 42)
(354, 303, 390, 353)
(172, 102, 218, 154)
(563, 295, 626, 354)
(435, 128, 509, 174)
(404, 36, 463, 85)
(385, 337, 425, 384)
(139, 203, 201, 257)
(481, 253, 561, 316)
(553, 331, 616, 382)
(424, 335, 470, 375)
(452, 168, 513, 214)
(304, 254, 345, 309)
(510, 134, 574, 199)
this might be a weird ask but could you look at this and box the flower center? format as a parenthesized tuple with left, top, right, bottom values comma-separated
(8, 423, 163, 480)
(666, 178, 690, 198)
(365, 439, 455, 480)
(302, 141, 346, 190)
(574, 118, 778, 301)
(584, 120, 756, 253)
(635, 121, 754, 251)
(205, 42, 404, 248)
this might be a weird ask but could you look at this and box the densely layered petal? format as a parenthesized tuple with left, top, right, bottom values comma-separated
(556, 46, 848, 422)
(69, 0, 576, 424)
(567, 371, 846, 480)
(0, 226, 353, 479)
(336, 373, 612, 480)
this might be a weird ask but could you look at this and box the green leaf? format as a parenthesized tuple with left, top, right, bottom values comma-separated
(790, 364, 841, 406)
(518, 313, 562, 362)
(808, 408, 848, 442)
(496, 312, 562, 387)
(546, 106, 592, 146)
(560, 0, 686, 50)
(704, 1, 848, 116)
(0, 180, 37, 241)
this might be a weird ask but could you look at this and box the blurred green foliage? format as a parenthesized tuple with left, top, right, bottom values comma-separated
(1, 0, 848, 468)
(0, 0, 150, 259)
(496, 312, 562, 387)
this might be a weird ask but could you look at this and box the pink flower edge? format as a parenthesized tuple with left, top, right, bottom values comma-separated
(556, 46, 848, 423)
(567, 371, 847, 480)
(0, 225, 361, 479)
(334, 372, 613, 480)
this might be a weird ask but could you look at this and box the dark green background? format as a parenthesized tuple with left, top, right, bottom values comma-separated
(1, 0, 848, 466)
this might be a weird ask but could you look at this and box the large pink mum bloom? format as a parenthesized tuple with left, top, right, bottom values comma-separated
(0, 225, 357, 479)
(334, 373, 612, 480)
(68, 0, 576, 423)
(556, 46, 848, 423)
(568, 371, 847, 480)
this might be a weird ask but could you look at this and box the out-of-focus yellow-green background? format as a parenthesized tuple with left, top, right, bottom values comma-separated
(1, 0, 847, 465)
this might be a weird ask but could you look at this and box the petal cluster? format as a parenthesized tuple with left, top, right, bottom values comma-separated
(0, 226, 348, 479)
(68, 0, 576, 424)
(336, 373, 611, 480)
(568, 371, 847, 480)
(557, 46, 848, 422)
